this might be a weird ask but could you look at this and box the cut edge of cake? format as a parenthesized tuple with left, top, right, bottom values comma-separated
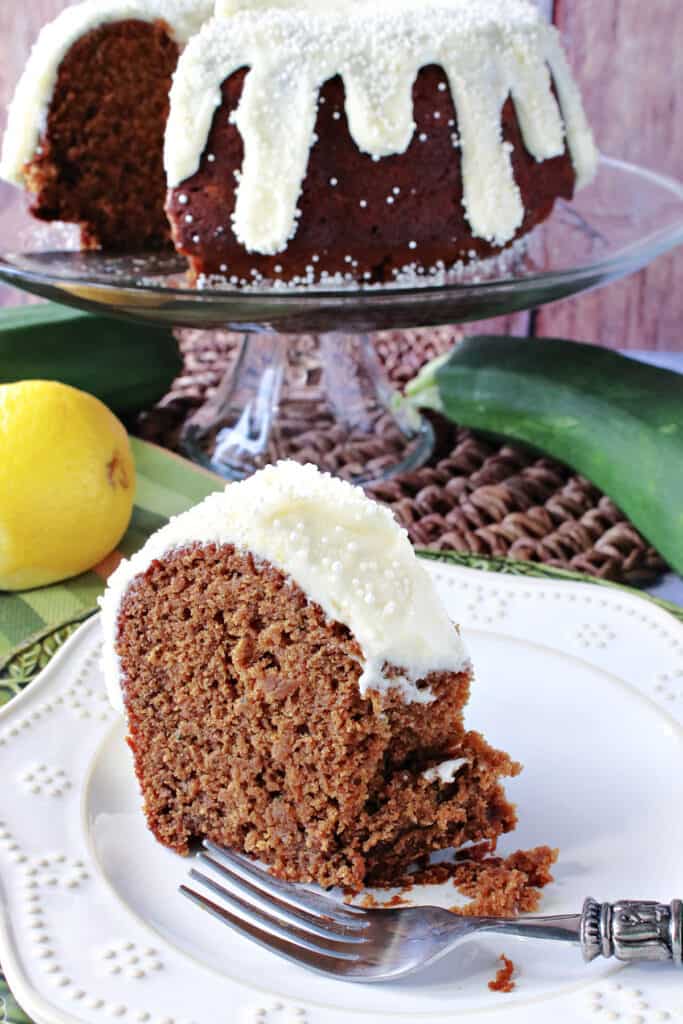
(0, 0, 214, 190)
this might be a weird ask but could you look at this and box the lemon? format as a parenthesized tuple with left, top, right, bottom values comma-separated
(0, 381, 135, 591)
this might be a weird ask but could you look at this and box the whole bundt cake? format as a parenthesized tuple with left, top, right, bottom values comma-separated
(1, 0, 598, 285)
(166, 0, 598, 286)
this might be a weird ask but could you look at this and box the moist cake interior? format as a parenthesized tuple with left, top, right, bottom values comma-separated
(23, 20, 178, 251)
(116, 543, 520, 892)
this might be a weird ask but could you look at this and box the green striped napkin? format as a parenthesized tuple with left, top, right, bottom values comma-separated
(0, 977, 30, 1024)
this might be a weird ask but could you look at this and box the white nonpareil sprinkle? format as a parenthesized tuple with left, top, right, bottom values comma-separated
(198, 233, 528, 293)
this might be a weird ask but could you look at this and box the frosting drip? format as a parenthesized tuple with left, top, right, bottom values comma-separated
(166, 0, 598, 255)
(0, 0, 214, 188)
(100, 462, 470, 713)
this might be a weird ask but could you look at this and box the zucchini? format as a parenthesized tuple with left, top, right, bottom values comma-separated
(0, 303, 182, 415)
(407, 336, 683, 575)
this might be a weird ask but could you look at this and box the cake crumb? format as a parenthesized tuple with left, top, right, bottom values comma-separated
(488, 955, 515, 993)
(449, 846, 558, 917)
(357, 891, 411, 909)
(383, 892, 412, 908)
(368, 844, 556, 917)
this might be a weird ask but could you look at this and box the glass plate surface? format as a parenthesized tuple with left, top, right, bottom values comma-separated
(0, 156, 681, 333)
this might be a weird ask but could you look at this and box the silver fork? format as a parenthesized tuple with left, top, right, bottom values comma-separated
(180, 841, 683, 982)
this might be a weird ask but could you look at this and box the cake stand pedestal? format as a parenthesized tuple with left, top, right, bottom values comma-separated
(181, 331, 433, 482)
(1, 156, 682, 484)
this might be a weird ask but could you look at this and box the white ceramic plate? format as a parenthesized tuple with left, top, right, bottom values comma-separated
(2, 562, 683, 1024)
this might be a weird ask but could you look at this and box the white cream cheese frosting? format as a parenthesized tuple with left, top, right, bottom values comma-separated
(100, 461, 470, 713)
(165, 0, 598, 255)
(0, 0, 214, 188)
(422, 758, 469, 784)
(217, 0, 364, 12)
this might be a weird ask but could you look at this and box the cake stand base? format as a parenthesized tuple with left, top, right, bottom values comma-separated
(180, 331, 435, 483)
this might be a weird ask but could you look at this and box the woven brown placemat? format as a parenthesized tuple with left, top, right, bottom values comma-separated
(136, 329, 668, 587)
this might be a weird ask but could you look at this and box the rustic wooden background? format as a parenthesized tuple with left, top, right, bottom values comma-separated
(0, 0, 681, 350)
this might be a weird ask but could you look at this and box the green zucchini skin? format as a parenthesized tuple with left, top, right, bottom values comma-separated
(0, 303, 182, 415)
(407, 336, 683, 575)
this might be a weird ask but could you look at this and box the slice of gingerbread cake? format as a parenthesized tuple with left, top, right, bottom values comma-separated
(101, 462, 528, 892)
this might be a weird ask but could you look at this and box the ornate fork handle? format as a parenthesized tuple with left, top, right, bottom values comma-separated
(581, 899, 683, 965)
(482, 899, 683, 966)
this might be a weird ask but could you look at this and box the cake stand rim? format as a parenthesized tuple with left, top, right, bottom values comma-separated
(0, 155, 680, 335)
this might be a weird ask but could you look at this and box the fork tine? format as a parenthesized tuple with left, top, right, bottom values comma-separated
(197, 853, 368, 942)
(202, 841, 368, 922)
(179, 886, 360, 979)
(182, 874, 363, 963)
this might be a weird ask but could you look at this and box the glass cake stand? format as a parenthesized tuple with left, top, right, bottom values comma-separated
(1, 155, 682, 483)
